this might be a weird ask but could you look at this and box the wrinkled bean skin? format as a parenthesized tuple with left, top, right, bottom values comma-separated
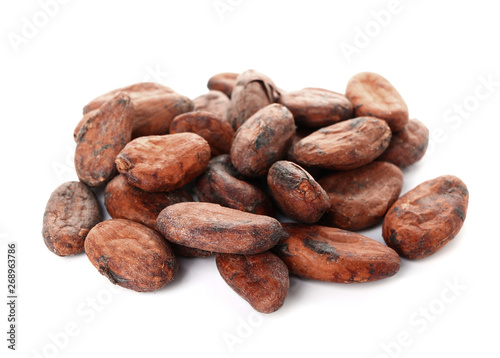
(115, 133, 211, 192)
(216, 252, 289, 313)
(157, 202, 285, 254)
(378, 118, 429, 168)
(193, 90, 231, 122)
(207, 72, 239, 98)
(227, 70, 280, 129)
(170, 111, 235, 156)
(319, 161, 403, 231)
(383, 175, 469, 259)
(279, 87, 353, 128)
(231, 104, 295, 177)
(195, 155, 274, 216)
(75, 92, 134, 187)
(293, 117, 391, 171)
(267, 161, 330, 223)
(346, 72, 409, 132)
(273, 224, 401, 283)
(85, 219, 178, 292)
(81, 82, 193, 138)
(104, 174, 193, 230)
(42, 181, 102, 256)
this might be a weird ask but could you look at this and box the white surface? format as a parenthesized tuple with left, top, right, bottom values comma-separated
(1, 1, 499, 357)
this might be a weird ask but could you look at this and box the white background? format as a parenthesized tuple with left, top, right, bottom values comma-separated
(1, 1, 499, 357)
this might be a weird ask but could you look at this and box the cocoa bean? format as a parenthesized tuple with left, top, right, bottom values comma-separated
(293, 116, 391, 170)
(157, 202, 284, 254)
(193, 90, 231, 122)
(273, 224, 401, 283)
(115, 133, 211, 192)
(42, 181, 102, 256)
(346, 72, 409, 132)
(267, 161, 330, 223)
(382, 175, 469, 259)
(230, 103, 295, 177)
(85, 219, 178, 292)
(216, 252, 289, 313)
(195, 154, 274, 216)
(207, 72, 239, 98)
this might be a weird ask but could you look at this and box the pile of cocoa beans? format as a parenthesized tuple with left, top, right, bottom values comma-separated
(42, 70, 469, 313)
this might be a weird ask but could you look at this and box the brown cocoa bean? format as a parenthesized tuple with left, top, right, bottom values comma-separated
(75, 92, 134, 187)
(115, 133, 211, 192)
(216, 252, 289, 313)
(207, 72, 239, 98)
(42, 181, 102, 256)
(382, 175, 469, 259)
(346, 72, 409, 132)
(157, 202, 284, 254)
(104, 174, 193, 230)
(279, 87, 353, 128)
(193, 90, 231, 122)
(195, 154, 274, 216)
(273, 224, 401, 283)
(293, 116, 392, 170)
(81, 82, 193, 138)
(267, 161, 330, 223)
(378, 118, 429, 168)
(319, 161, 403, 231)
(227, 70, 280, 129)
(230, 104, 295, 177)
(85, 219, 178, 292)
(169, 111, 235, 157)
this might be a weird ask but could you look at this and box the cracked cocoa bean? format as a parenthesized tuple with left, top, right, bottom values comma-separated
(383, 175, 469, 259)
(42, 181, 102, 256)
(293, 116, 391, 170)
(169, 111, 235, 156)
(157, 202, 284, 254)
(195, 154, 274, 216)
(267, 161, 330, 223)
(346, 72, 409, 132)
(207, 72, 239, 98)
(115, 133, 211, 192)
(75, 92, 134, 187)
(85, 219, 178, 292)
(216, 252, 289, 313)
(230, 103, 295, 177)
(319, 161, 403, 231)
(80, 82, 193, 138)
(227, 70, 280, 129)
(104, 174, 193, 230)
(273, 224, 401, 283)
(279, 87, 353, 128)
(378, 118, 429, 168)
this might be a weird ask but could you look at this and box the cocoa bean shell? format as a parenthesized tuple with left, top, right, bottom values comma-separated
(42, 181, 102, 256)
(84, 219, 178, 292)
(216, 252, 289, 313)
(193, 90, 231, 122)
(157, 202, 284, 254)
(382, 175, 469, 259)
(272, 224, 401, 283)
